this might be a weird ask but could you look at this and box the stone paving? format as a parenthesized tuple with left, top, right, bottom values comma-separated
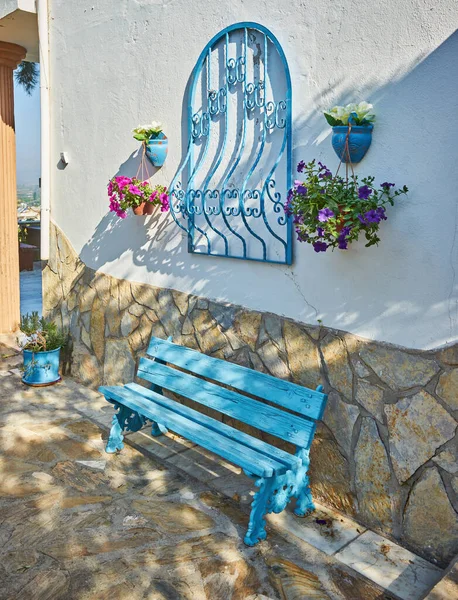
(0, 344, 446, 600)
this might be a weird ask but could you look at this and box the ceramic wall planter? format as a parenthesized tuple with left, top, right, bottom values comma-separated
(22, 347, 61, 386)
(145, 133, 168, 167)
(332, 124, 373, 163)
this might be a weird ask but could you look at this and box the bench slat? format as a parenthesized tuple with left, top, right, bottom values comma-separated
(137, 358, 315, 448)
(146, 337, 326, 420)
(100, 385, 288, 477)
(125, 382, 301, 471)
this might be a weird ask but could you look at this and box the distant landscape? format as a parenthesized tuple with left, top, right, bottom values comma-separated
(17, 183, 40, 207)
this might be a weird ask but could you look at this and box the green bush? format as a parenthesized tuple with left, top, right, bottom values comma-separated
(19, 312, 67, 352)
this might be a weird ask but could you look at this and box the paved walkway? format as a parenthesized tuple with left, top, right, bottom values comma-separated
(20, 267, 42, 316)
(0, 344, 444, 599)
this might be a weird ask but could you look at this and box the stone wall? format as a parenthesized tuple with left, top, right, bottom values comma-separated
(44, 224, 458, 567)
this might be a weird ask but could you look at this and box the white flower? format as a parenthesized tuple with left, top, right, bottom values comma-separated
(149, 121, 162, 131)
(17, 333, 30, 348)
(356, 101, 373, 115)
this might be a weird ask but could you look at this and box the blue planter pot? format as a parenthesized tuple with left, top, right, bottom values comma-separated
(22, 347, 61, 386)
(331, 124, 373, 163)
(145, 133, 168, 167)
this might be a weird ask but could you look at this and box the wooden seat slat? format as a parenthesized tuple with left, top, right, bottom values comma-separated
(137, 358, 315, 448)
(125, 382, 301, 471)
(100, 385, 288, 477)
(146, 337, 326, 420)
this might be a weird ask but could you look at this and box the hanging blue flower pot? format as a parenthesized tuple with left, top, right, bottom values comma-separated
(22, 348, 61, 386)
(332, 124, 373, 163)
(145, 133, 168, 167)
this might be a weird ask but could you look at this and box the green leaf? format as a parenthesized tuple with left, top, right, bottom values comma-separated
(324, 113, 343, 127)
(133, 133, 147, 141)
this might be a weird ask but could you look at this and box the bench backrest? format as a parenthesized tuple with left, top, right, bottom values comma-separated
(137, 336, 327, 450)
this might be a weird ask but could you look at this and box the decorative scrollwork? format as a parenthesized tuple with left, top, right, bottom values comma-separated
(192, 111, 210, 138)
(208, 87, 227, 116)
(227, 55, 245, 85)
(244, 81, 265, 111)
(265, 99, 287, 129)
(226, 57, 237, 84)
(236, 56, 245, 82)
(245, 82, 256, 110)
(275, 100, 287, 128)
(255, 80, 265, 107)
(171, 185, 186, 215)
(242, 189, 262, 217)
(203, 189, 221, 215)
(222, 188, 241, 217)
(265, 179, 286, 225)
(266, 473, 297, 514)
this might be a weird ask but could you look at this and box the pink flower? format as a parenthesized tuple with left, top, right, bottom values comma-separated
(149, 191, 158, 203)
(129, 184, 142, 196)
(160, 192, 170, 212)
(115, 176, 132, 191)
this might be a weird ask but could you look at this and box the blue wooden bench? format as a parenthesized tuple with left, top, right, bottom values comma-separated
(99, 336, 328, 546)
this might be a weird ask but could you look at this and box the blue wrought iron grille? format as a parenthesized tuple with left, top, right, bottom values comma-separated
(170, 22, 293, 264)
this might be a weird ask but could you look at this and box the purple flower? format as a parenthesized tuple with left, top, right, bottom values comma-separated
(358, 185, 373, 200)
(284, 199, 292, 216)
(358, 208, 385, 225)
(293, 213, 304, 225)
(318, 207, 335, 222)
(316, 227, 324, 237)
(381, 182, 395, 189)
(296, 185, 307, 195)
(337, 225, 352, 250)
(319, 168, 332, 179)
(313, 241, 328, 253)
(296, 229, 308, 242)
(376, 207, 387, 220)
(287, 188, 293, 201)
(297, 160, 306, 173)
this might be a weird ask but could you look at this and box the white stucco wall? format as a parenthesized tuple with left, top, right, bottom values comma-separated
(48, 0, 458, 350)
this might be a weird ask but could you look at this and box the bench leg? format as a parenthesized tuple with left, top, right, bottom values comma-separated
(294, 448, 315, 517)
(106, 407, 127, 453)
(150, 421, 168, 437)
(105, 404, 148, 453)
(244, 476, 276, 546)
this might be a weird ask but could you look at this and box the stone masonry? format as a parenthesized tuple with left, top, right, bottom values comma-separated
(43, 224, 458, 567)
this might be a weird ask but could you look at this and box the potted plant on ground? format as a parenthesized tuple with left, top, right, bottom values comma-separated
(107, 176, 170, 217)
(133, 121, 168, 167)
(18, 312, 67, 386)
(285, 159, 408, 252)
(324, 102, 375, 163)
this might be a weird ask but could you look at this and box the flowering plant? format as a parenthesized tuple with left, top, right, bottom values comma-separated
(108, 176, 170, 219)
(324, 102, 375, 127)
(132, 121, 163, 142)
(285, 160, 408, 252)
(18, 312, 66, 352)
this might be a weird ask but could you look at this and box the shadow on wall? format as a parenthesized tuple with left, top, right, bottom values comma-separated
(80, 30, 458, 347)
